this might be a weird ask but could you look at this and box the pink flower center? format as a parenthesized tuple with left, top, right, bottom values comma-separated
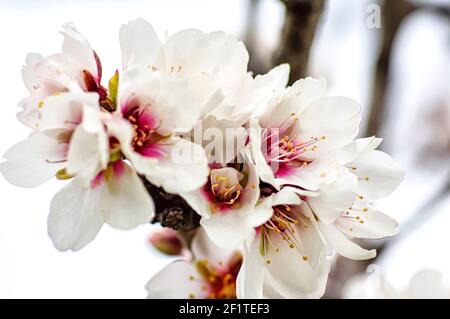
(123, 105, 170, 159)
(262, 113, 325, 177)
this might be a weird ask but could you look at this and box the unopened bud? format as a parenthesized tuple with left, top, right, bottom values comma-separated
(148, 228, 185, 256)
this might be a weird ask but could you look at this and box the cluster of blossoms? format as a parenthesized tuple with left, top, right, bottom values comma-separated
(0, 19, 405, 299)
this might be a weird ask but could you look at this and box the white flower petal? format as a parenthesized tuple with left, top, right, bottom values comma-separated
(121, 72, 200, 133)
(101, 162, 155, 229)
(61, 22, 97, 78)
(191, 227, 237, 263)
(296, 96, 361, 160)
(318, 222, 376, 260)
(193, 115, 246, 164)
(248, 119, 278, 188)
(164, 29, 248, 84)
(272, 187, 303, 206)
(119, 18, 165, 72)
(21, 53, 45, 92)
(277, 156, 340, 191)
(264, 206, 331, 298)
(179, 189, 212, 218)
(307, 167, 358, 224)
(146, 260, 207, 299)
(67, 107, 109, 184)
(48, 178, 104, 251)
(200, 212, 253, 249)
(228, 63, 290, 120)
(336, 202, 399, 239)
(350, 149, 405, 200)
(260, 77, 326, 128)
(0, 129, 68, 187)
(237, 232, 265, 299)
(38, 92, 99, 131)
(332, 136, 382, 165)
(145, 137, 209, 194)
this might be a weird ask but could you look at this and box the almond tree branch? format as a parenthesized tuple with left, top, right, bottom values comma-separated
(143, 178, 200, 231)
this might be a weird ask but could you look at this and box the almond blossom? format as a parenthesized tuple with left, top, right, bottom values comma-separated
(107, 71, 209, 194)
(119, 18, 290, 125)
(18, 22, 108, 129)
(146, 228, 242, 299)
(237, 187, 331, 299)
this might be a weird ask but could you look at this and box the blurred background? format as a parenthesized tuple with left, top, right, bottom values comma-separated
(0, 0, 449, 298)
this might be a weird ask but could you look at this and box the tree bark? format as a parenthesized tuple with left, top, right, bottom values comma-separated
(273, 0, 325, 84)
(365, 0, 415, 137)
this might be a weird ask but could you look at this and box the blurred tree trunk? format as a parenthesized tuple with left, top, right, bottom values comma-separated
(273, 0, 325, 84)
(365, 0, 415, 137)
(244, 0, 268, 75)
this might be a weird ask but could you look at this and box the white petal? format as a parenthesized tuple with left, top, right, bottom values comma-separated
(67, 107, 109, 183)
(332, 136, 382, 165)
(163, 29, 248, 111)
(146, 260, 207, 299)
(61, 22, 97, 77)
(21, 53, 45, 92)
(48, 178, 104, 251)
(237, 232, 265, 299)
(0, 129, 67, 187)
(38, 92, 99, 131)
(260, 77, 326, 128)
(318, 223, 376, 260)
(296, 96, 361, 160)
(200, 211, 253, 249)
(277, 156, 340, 191)
(336, 202, 399, 239)
(231, 63, 290, 119)
(272, 186, 303, 206)
(264, 206, 331, 298)
(119, 18, 165, 72)
(121, 72, 200, 133)
(164, 29, 248, 83)
(307, 167, 358, 224)
(101, 162, 155, 229)
(248, 119, 278, 188)
(193, 115, 246, 164)
(145, 137, 209, 194)
(179, 189, 212, 218)
(191, 227, 237, 264)
(350, 149, 405, 200)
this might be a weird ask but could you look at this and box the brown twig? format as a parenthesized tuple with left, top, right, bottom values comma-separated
(142, 177, 200, 231)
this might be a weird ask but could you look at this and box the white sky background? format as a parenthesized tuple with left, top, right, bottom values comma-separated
(0, 0, 449, 298)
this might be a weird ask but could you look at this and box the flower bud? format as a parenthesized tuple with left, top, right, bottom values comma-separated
(148, 228, 185, 256)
